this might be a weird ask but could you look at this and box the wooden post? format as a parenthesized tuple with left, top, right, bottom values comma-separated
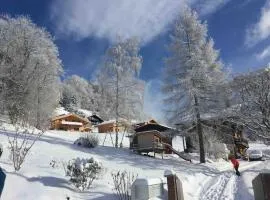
(164, 170, 184, 200)
(252, 173, 270, 200)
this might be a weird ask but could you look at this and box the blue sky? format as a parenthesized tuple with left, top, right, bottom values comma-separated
(1, 0, 270, 121)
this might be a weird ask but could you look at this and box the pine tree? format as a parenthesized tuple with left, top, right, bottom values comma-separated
(163, 7, 227, 163)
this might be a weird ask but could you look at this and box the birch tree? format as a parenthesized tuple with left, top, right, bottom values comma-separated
(163, 8, 228, 163)
(96, 38, 143, 148)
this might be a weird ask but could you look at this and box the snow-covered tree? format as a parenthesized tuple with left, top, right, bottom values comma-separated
(0, 16, 62, 171)
(60, 75, 98, 113)
(233, 67, 270, 141)
(0, 15, 62, 129)
(163, 8, 228, 163)
(96, 38, 143, 147)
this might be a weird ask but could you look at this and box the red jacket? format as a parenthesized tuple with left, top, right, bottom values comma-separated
(230, 158, 239, 167)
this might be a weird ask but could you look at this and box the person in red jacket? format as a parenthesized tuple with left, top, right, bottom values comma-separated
(229, 155, 240, 176)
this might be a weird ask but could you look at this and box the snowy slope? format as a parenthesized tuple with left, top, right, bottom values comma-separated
(0, 126, 269, 200)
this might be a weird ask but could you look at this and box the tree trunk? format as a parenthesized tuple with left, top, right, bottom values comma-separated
(194, 94, 205, 163)
(36, 86, 41, 130)
(115, 68, 119, 148)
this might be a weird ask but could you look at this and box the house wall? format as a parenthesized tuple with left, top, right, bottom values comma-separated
(137, 134, 154, 149)
(62, 115, 88, 125)
(51, 115, 90, 132)
(97, 123, 125, 133)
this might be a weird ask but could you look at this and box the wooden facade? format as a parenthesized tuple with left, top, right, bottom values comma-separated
(51, 113, 91, 132)
(96, 120, 126, 133)
(130, 130, 172, 154)
(130, 119, 173, 154)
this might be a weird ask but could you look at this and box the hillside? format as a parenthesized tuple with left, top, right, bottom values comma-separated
(0, 124, 269, 199)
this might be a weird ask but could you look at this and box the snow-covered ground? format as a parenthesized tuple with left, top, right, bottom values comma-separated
(0, 125, 269, 200)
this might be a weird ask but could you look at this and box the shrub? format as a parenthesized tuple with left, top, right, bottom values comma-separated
(74, 134, 99, 148)
(8, 127, 43, 171)
(111, 170, 138, 200)
(66, 157, 103, 191)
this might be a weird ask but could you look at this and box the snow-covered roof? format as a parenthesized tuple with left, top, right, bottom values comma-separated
(97, 118, 129, 126)
(51, 113, 90, 123)
(52, 107, 69, 117)
(77, 109, 93, 117)
(97, 120, 116, 126)
(61, 121, 83, 126)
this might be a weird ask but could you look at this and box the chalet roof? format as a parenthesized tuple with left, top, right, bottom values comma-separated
(88, 114, 103, 122)
(134, 122, 171, 133)
(51, 113, 90, 123)
(97, 120, 116, 126)
(77, 109, 93, 117)
(52, 107, 69, 117)
(97, 118, 130, 126)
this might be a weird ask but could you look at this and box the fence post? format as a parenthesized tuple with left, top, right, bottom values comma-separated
(164, 170, 184, 200)
(252, 173, 270, 200)
(0, 168, 6, 198)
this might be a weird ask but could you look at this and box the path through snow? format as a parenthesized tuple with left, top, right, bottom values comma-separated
(200, 172, 237, 200)
(200, 161, 263, 200)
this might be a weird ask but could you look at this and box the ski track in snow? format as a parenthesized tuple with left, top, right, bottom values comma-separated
(200, 172, 237, 200)
(200, 161, 262, 200)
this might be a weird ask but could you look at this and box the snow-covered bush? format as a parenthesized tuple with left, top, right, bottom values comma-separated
(66, 157, 103, 191)
(8, 127, 43, 171)
(74, 134, 99, 148)
(111, 170, 138, 200)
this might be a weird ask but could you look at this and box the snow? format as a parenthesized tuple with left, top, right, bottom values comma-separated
(52, 107, 69, 117)
(164, 169, 176, 176)
(61, 121, 83, 126)
(77, 109, 93, 117)
(133, 178, 164, 186)
(0, 123, 270, 200)
(172, 136, 184, 152)
(98, 120, 116, 125)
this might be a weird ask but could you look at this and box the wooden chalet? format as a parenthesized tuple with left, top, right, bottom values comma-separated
(96, 120, 127, 133)
(130, 130, 172, 155)
(51, 113, 91, 132)
(130, 119, 173, 155)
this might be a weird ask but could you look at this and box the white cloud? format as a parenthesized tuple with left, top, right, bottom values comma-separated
(193, 0, 232, 16)
(143, 79, 165, 123)
(246, 0, 270, 46)
(256, 45, 270, 60)
(50, 0, 231, 44)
